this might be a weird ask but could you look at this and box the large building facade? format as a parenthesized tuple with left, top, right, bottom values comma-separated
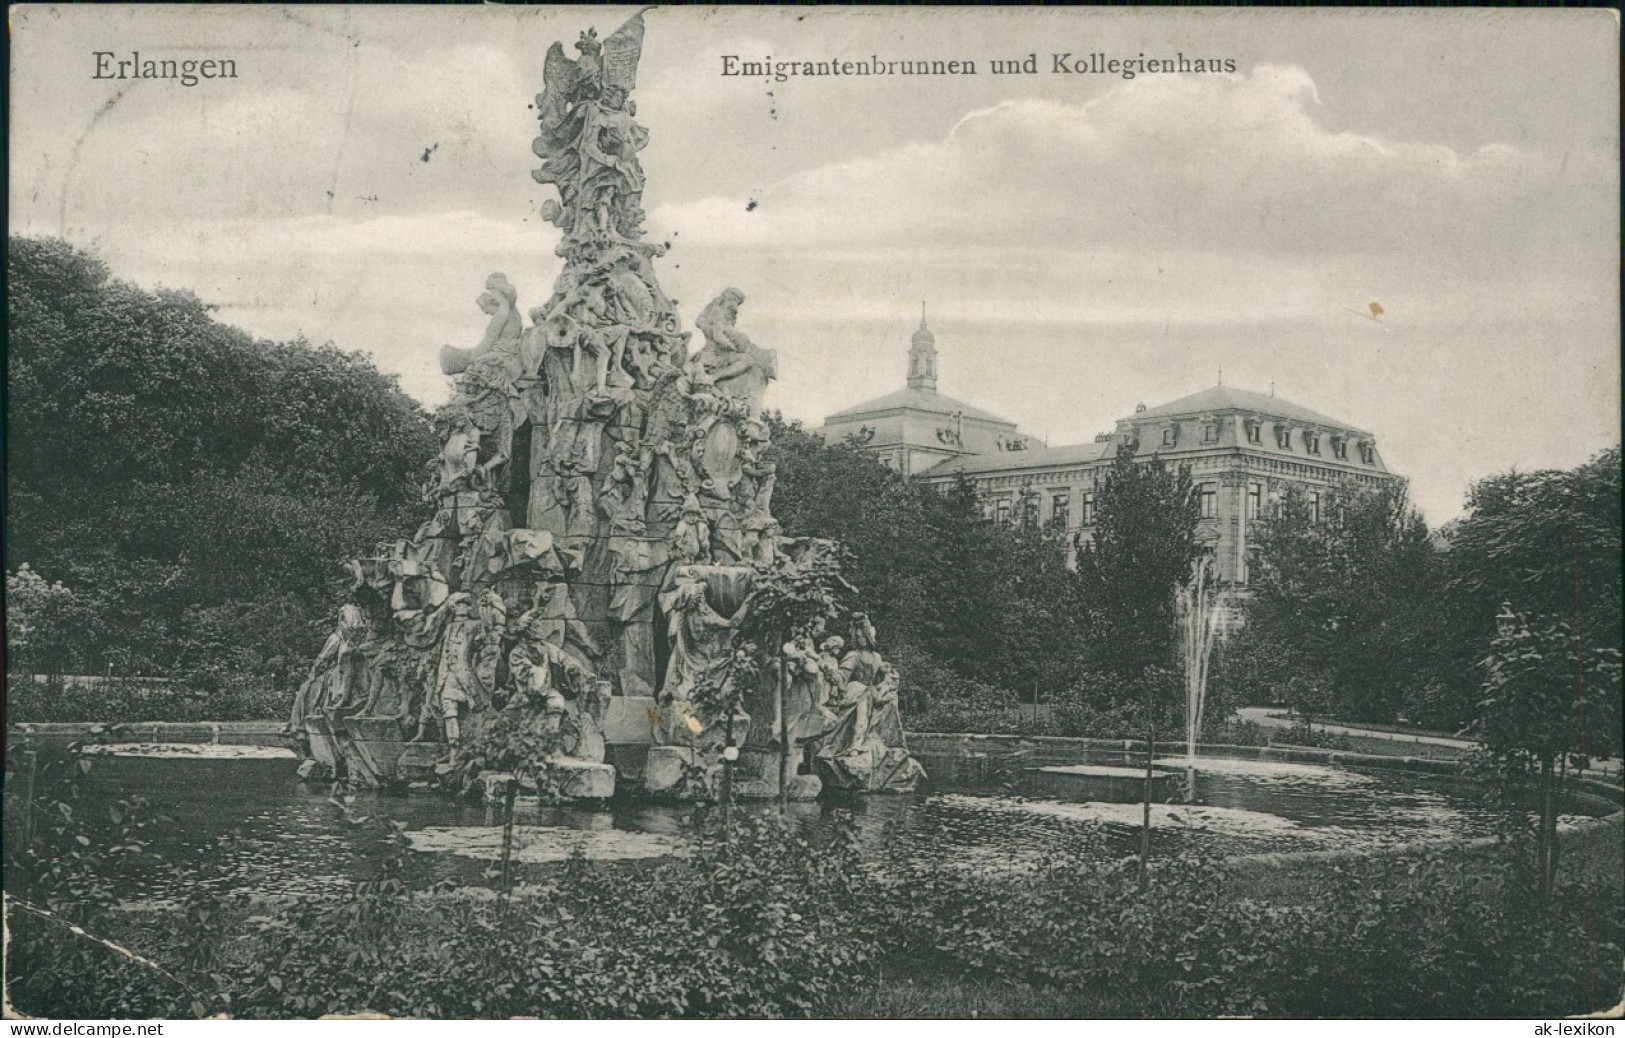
(820, 312, 1039, 477)
(820, 320, 1402, 585)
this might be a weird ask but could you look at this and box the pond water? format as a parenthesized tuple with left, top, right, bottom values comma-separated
(6, 746, 1612, 905)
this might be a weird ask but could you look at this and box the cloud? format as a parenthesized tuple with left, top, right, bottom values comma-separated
(19, 39, 538, 230)
(12, 40, 1614, 525)
(656, 65, 1597, 266)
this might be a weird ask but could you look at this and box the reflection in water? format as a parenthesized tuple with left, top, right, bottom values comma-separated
(1148, 756, 1377, 788)
(4, 748, 1609, 905)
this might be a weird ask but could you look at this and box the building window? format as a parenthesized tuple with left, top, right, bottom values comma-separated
(1202, 422, 1219, 443)
(1080, 492, 1096, 525)
(1359, 441, 1375, 465)
(1162, 426, 1178, 447)
(1305, 432, 1321, 455)
(1199, 483, 1218, 519)
(1331, 436, 1347, 461)
(994, 497, 1012, 525)
(1245, 419, 1262, 444)
(1274, 425, 1292, 450)
(1022, 494, 1039, 525)
(1051, 493, 1069, 528)
(1247, 482, 1262, 519)
(1309, 490, 1322, 524)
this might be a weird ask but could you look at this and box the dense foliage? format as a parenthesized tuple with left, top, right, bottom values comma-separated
(1214, 447, 1621, 737)
(1444, 447, 1623, 713)
(1075, 442, 1201, 679)
(6, 237, 437, 697)
(1215, 481, 1443, 725)
(767, 416, 1087, 702)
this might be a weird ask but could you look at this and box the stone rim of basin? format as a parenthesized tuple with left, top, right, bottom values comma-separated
(1034, 764, 1180, 778)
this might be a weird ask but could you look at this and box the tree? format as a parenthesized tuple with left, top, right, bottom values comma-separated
(6, 236, 437, 692)
(1474, 617, 1622, 898)
(1074, 441, 1201, 679)
(765, 416, 1084, 702)
(1446, 447, 1622, 682)
(1233, 480, 1442, 724)
(5, 566, 95, 675)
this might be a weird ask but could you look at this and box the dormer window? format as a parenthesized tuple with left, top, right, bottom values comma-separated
(1304, 431, 1321, 455)
(1274, 424, 1292, 450)
(1331, 435, 1348, 461)
(1244, 419, 1262, 445)
(1202, 422, 1219, 443)
(1162, 426, 1179, 447)
(1359, 441, 1375, 465)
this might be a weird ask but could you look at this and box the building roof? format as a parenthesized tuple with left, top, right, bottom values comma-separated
(824, 387, 1016, 426)
(1126, 386, 1369, 435)
(925, 440, 1114, 477)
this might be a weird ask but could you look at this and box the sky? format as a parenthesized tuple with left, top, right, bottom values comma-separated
(9, 5, 1619, 524)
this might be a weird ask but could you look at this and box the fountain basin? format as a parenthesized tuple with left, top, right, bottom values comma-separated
(1025, 763, 1180, 803)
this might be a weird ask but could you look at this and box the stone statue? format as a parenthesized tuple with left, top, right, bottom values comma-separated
(409, 593, 501, 753)
(694, 289, 777, 415)
(289, 603, 370, 731)
(441, 272, 524, 377)
(532, 13, 650, 244)
(576, 84, 650, 243)
(439, 275, 528, 490)
(598, 441, 648, 535)
(508, 605, 609, 762)
(509, 607, 588, 717)
(293, 13, 928, 800)
(657, 567, 750, 716)
(815, 612, 925, 792)
(780, 625, 834, 747)
(671, 493, 711, 563)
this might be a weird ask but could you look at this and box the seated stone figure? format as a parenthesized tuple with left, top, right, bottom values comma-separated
(814, 614, 925, 792)
(508, 605, 608, 762)
(693, 288, 777, 415)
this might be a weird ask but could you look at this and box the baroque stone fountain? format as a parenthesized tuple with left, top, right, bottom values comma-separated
(287, 11, 924, 802)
